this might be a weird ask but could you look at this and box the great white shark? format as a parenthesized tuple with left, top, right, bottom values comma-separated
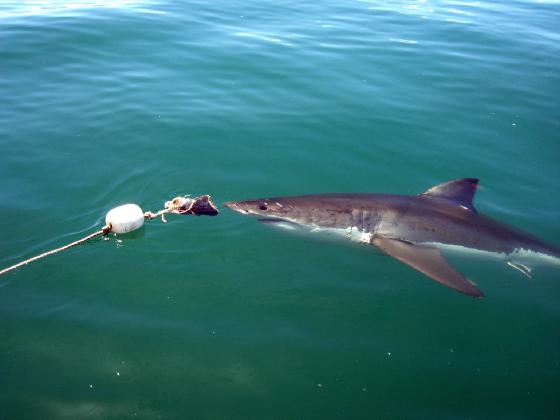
(224, 178, 560, 297)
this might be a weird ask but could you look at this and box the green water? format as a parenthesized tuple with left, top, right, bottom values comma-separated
(1, 1, 559, 418)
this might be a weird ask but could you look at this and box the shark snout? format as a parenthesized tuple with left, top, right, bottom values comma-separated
(223, 201, 239, 210)
(223, 201, 248, 214)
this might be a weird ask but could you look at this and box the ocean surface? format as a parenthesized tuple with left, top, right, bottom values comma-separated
(1, 1, 559, 418)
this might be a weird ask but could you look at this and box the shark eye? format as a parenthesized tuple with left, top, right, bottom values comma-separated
(259, 203, 268, 211)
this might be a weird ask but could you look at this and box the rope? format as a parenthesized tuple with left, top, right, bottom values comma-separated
(0, 195, 218, 277)
(0, 224, 111, 277)
(143, 196, 196, 222)
(0, 201, 177, 277)
(144, 208, 171, 222)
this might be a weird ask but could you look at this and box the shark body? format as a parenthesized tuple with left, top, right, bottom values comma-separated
(224, 178, 560, 297)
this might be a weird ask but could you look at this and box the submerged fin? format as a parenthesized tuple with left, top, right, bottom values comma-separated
(506, 260, 533, 279)
(420, 178, 479, 212)
(372, 237, 484, 297)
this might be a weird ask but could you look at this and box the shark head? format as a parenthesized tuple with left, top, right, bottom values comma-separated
(225, 193, 364, 228)
(224, 194, 351, 230)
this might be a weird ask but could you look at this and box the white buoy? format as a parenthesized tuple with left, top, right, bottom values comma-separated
(105, 204, 145, 234)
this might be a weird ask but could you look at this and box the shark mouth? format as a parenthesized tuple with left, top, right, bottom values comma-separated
(258, 217, 292, 224)
(257, 218, 303, 230)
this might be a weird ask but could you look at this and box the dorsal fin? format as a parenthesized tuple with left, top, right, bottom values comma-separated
(420, 178, 479, 212)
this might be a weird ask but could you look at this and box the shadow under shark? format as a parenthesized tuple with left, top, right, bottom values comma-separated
(224, 178, 560, 298)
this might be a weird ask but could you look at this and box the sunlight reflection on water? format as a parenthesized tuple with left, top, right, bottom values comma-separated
(0, 0, 162, 19)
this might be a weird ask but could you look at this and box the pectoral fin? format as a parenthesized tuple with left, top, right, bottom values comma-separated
(372, 238, 484, 298)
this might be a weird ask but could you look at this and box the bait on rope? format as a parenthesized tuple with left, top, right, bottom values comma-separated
(0, 194, 219, 277)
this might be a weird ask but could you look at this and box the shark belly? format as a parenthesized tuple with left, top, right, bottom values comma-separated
(264, 214, 560, 269)
(427, 242, 560, 266)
